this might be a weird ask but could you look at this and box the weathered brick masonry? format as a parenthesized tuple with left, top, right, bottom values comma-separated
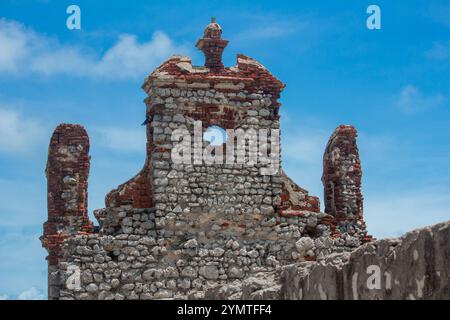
(41, 124, 93, 299)
(42, 19, 370, 300)
(322, 125, 372, 243)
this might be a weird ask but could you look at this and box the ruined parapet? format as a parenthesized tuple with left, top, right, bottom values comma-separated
(106, 18, 286, 237)
(41, 124, 93, 299)
(44, 20, 372, 300)
(206, 220, 450, 300)
(279, 170, 320, 214)
(322, 125, 363, 219)
(279, 221, 450, 300)
(105, 167, 153, 209)
(140, 52, 285, 235)
(322, 125, 370, 242)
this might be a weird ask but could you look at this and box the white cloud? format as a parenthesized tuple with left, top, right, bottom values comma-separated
(394, 85, 445, 114)
(0, 18, 189, 79)
(92, 126, 146, 153)
(0, 294, 9, 300)
(17, 287, 45, 300)
(0, 19, 31, 72)
(0, 107, 46, 155)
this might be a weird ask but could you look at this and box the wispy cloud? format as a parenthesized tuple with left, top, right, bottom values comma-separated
(0, 18, 189, 79)
(0, 294, 8, 300)
(0, 107, 46, 155)
(17, 287, 45, 300)
(0, 19, 31, 73)
(92, 126, 146, 153)
(394, 85, 445, 114)
(426, 40, 450, 61)
(281, 124, 328, 205)
(233, 14, 312, 42)
(282, 127, 327, 165)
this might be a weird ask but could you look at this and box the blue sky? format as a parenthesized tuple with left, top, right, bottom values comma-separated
(0, 0, 449, 299)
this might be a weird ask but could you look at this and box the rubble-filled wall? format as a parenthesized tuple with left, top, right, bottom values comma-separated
(323, 125, 363, 220)
(41, 124, 93, 300)
(140, 58, 284, 238)
(322, 125, 371, 243)
(42, 19, 370, 300)
(280, 171, 320, 214)
(203, 221, 450, 300)
(279, 221, 450, 300)
(55, 211, 332, 300)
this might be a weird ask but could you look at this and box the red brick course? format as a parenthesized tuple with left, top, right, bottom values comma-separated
(322, 125, 363, 220)
(42, 124, 93, 265)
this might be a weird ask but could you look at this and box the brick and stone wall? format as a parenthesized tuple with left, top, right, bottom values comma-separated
(322, 125, 363, 220)
(42, 20, 370, 300)
(41, 124, 93, 300)
(279, 221, 450, 300)
(322, 125, 371, 243)
(204, 221, 450, 300)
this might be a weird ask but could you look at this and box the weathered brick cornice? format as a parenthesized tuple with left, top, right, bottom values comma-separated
(142, 54, 285, 96)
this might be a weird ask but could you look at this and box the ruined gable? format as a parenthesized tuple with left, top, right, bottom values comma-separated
(41, 19, 370, 300)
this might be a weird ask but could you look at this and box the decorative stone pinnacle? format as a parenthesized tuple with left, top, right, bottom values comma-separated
(196, 18, 229, 71)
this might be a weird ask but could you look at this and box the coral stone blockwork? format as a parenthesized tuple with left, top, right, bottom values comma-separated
(42, 124, 93, 260)
(322, 125, 370, 243)
(42, 20, 371, 300)
(41, 124, 94, 299)
(322, 125, 363, 220)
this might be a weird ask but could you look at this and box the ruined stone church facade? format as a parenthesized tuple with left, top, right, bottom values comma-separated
(41, 19, 371, 300)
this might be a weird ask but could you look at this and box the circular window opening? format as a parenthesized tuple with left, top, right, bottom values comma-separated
(203, 125, 228, 146)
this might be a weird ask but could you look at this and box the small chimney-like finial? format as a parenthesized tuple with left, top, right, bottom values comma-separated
(196, 18, 229, 71)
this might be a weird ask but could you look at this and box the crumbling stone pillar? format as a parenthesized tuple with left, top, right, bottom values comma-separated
(322, 125, 363, 220)
(41, 124, 93, 300)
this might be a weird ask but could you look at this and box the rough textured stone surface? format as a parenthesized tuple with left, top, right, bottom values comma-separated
(322, 125, 372, 244)
(280, 171, 320, 213)
(206, 221, 450, 300)
(205, 271, 281, 300)
(41, 124, 94, 300)
(279, 221, 450, 300)
(42, 20, 371, 300)
(43, 124, 93, 255)
(322, 125, 363, 220)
